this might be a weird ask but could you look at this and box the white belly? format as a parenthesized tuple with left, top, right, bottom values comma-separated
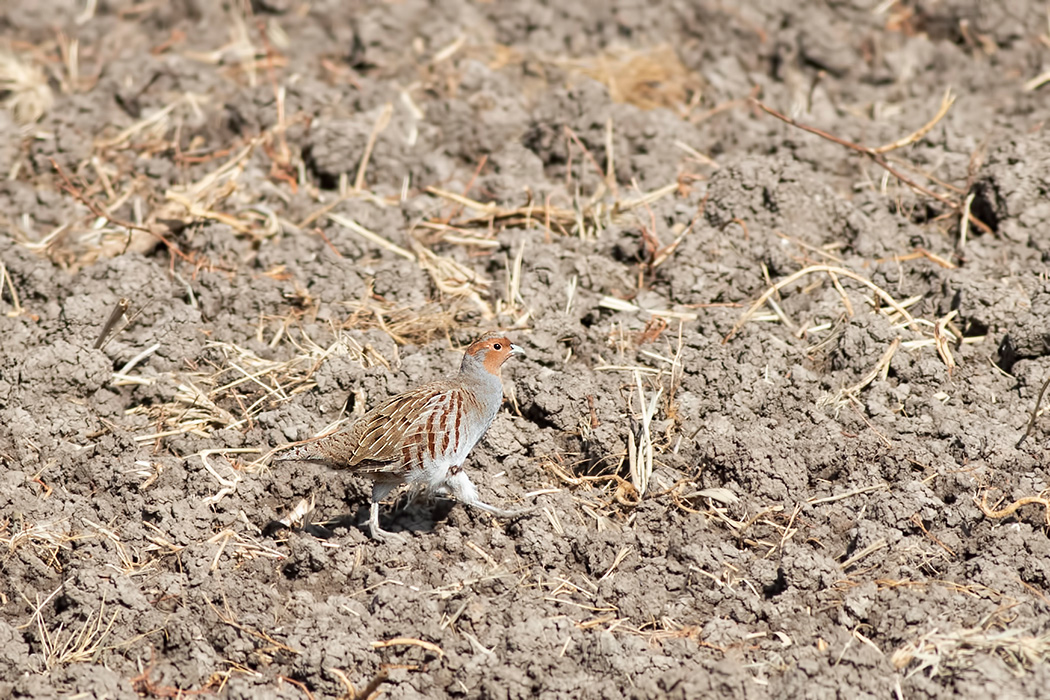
(406, 412, 491, 493)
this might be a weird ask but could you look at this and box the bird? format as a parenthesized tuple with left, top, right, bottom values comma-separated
(278, 334, 534, 540)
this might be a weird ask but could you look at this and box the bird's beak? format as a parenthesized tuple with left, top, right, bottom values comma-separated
(510, 344, 524, 356)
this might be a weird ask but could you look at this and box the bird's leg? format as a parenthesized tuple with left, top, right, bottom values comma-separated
(445, 470, 539, 518)
(368, 481, 405, 541)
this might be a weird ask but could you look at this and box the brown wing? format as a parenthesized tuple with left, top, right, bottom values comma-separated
(279, 381, 455, 474)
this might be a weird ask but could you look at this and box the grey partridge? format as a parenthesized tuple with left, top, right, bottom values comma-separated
(279, 334, 534, 539)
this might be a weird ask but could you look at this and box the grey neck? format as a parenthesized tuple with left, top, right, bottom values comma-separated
(459, 354, 505, 414)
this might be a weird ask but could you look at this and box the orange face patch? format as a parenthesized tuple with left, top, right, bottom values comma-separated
(465, 336, 517, 375)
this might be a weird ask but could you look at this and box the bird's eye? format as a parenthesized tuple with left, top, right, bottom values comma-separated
(493, 343, 502, 350)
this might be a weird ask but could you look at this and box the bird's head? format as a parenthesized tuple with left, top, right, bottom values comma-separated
(462, 334, 524, 376)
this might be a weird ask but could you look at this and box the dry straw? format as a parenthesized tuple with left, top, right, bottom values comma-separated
(0, 50, 53, 123)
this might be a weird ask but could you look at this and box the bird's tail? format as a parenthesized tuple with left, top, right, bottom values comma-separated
(275, 430, 356, 468)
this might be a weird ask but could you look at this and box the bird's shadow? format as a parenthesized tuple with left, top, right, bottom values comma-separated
(262, 496, 457, 540)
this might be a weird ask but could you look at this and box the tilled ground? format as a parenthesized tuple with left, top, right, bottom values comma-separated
(3, 1, 1050, 698)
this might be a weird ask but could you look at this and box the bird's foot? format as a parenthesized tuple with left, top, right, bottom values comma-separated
(367, 501, 409, 542)
(369, 523, 409, 542)
(443, 471, 541, 521)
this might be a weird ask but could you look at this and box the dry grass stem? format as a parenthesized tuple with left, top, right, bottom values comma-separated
(125, 338, 341, 443)
(95, 97, 188, 150)
(958, 192, 976, 249)
(353, 667, 391, 700)
(1016, 375, 1050, 448)
(112, 343, 160, 386)
(893, 626, 1050, 677)
(334, 295, 460, 347)
(546, 458, 640, 507)
(161, 141, 258, 234)
(93, 298, 130, 349)
(2, 518, 78, 567)
(207, 596, 300, 656)
(354, 103, 393, 191)
(328, 213, 415, 260)
(818, 337, 900, 410)
(598, 296, 698, 322)
(673, 139, 720, 168)
(413, 241, 493, 318)
(627, 371, 661, 496)
(196, 448, 261, 505)
(753, 96, 992, 236)
(1023, 70, 1050, 91)
(618, 182, 680, 212)
(872, 88, 956, 154)
(933, 310, 959, 373)
(32, 593, 118, 672)
(424, 181, 678, 240)
(561, 45, 702, 112)
(496, 240, 528, 323)
(0, 256, 24, 317)
(808, 484, 888, 506)
(81, 519, 145, 575)
(276, 496, 317, 530)
(839, 538, 888, 570)
(207, 528, 287, 571)
(0, 50, 54, 123)
(724, 265, 920, 344)
(975, 492, 1050, 526)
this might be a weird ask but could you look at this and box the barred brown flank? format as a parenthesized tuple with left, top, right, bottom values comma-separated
(453, 390, 464, 453)
(438, 415, 451, 455)
(426, 407, 438, 459)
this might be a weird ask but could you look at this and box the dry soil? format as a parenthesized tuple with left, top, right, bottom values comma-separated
(3, 1, 1050, 699)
